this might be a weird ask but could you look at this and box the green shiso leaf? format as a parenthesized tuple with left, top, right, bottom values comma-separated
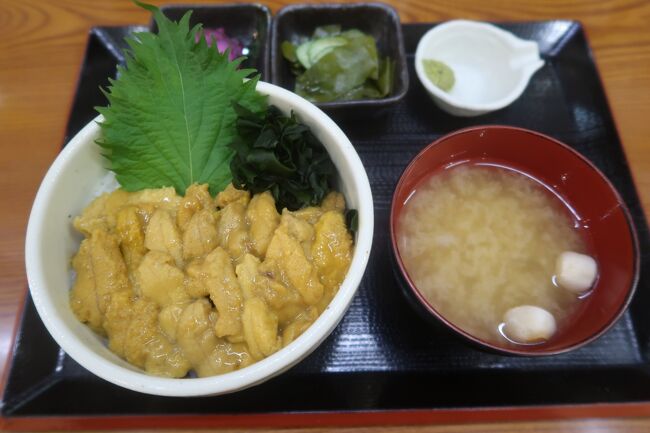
(96, 1, 267, 196)
(229, 103, 336, 212)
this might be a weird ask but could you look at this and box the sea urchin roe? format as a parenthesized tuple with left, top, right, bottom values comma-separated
(396, 165, 587, 345)
(70, 184, 353, 377)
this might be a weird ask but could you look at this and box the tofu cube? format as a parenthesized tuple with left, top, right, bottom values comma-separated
(555, 251, 598, 294)
(503, 305, 557, 343)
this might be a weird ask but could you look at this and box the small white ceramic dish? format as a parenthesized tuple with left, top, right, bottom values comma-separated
(415, 20, 544, 117)
(25, 81, 374, 397)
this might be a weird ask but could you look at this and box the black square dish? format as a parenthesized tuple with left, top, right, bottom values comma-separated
(151, 4, 271, 80)
(270, 3, 409, 115)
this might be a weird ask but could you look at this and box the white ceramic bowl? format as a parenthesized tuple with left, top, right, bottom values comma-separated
(25, 81, 374, 397)
(415, 20, 544, 117)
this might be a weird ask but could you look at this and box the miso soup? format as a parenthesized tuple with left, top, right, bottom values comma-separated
(396, 165, 588, 344)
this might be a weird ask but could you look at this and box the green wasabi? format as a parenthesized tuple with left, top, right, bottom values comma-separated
(422, 59, 455, 92)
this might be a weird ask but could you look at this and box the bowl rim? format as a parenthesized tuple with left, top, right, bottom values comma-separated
(414, 20, 545, 113)
(25, 81, 374, 396)
(389, 125, 641, 356)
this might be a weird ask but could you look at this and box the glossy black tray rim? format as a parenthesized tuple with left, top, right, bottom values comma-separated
(3, 19, 650, 425)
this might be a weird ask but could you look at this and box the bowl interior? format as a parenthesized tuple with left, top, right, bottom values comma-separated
(25, 81, 373, 395)
(270, 3, 408, 110)
(418, 31, 518, 104)
(391, 126, 638, 355)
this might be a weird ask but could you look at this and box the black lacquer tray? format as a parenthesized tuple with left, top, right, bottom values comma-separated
(3, 21, 650, 429)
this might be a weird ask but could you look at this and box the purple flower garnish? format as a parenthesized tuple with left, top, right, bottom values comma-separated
(196, 28, 244, 61)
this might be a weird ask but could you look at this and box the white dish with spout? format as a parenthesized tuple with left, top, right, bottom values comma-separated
(415, 20, 544, 117)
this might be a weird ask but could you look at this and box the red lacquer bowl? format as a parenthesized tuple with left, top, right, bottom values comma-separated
(390, 126, 640, 356)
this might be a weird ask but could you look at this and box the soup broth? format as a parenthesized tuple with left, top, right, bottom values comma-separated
(396, 165, 587, 344)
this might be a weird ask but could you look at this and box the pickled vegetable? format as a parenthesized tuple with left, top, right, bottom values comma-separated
(281, 25, 394, 103)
